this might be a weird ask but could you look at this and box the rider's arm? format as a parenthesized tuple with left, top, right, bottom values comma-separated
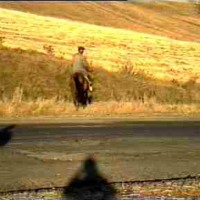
(83, 56, 92, 72)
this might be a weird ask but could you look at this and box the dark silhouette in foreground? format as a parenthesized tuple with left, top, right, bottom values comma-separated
(63, 156, 117, 200)
(0, 125, 15, 146)
(70, 72, 93, 109)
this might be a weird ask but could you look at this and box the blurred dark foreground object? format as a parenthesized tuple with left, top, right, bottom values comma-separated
(0, 125, 15, 146)
(63, 156, 117, 200)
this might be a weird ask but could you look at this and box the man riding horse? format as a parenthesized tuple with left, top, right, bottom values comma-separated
(70, 46, 93, 108)
(72, 46, 92, 92)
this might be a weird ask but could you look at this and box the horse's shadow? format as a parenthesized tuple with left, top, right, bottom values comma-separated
(63, 156, 117, 200)
(0, 125, 15, 146)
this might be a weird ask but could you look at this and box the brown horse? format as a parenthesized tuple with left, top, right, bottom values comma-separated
(70, 72, 93, 109)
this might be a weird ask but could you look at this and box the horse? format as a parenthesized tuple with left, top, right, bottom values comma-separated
(70, 72, 93, 109)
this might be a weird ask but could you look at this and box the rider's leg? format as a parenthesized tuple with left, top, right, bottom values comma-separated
(83, 75, 93, 92)
(87, 74, 92, 82)
(83, 75, 91, 84)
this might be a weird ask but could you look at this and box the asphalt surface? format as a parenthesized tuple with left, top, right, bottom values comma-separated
(2, 120, 200, 144)
(1, 120, 200, 192)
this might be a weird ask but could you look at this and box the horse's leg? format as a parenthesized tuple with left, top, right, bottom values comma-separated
(70, 78, 79, 109)
(74, 74, 84, 108)
(81, 91, 87, 109)
(72, 90, 79, 111)
(88, 91, 93, 104)
(75, 103, 79, 111)
(81, 79, 89, 107)
(85, 90, 89, 105)
(74, 97, 79, 109)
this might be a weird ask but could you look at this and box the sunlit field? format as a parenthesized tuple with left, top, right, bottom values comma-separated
(1, 8, 200, 83)
(0, 5, 200, 117)
(1, 2, 200, 43)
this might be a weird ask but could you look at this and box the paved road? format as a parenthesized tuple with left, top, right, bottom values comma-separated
(3, 120, 200, 144)
(1, 120, 200, 192)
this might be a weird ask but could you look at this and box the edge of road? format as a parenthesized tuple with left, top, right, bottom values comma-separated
(0, 114, 200, 125)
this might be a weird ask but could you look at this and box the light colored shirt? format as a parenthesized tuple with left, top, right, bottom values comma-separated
(72, 53, 89, 75)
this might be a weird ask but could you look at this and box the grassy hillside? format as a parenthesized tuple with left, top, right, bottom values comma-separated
(2, 45, 200, 98)
(0, 8, 200, 83)
(0, 46, 192, 102)
(0, 2, 199, 42)
(1, 46, 200, 117)
(0, 6, 200, 116)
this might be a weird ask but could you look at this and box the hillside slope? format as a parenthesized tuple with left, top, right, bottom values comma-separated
(1, 46, 200, 105)
(0, 2, 200, 42)
(0, 8, 199, 83)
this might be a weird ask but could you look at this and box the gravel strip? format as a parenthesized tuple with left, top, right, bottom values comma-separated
(1, 177, 200, 200)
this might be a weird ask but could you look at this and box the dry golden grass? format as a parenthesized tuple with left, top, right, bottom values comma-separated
(0, 2, 200, 42)
(0, 8, 200, 83)
(0, 94, 200, 117)
(3, 46, 200, 106)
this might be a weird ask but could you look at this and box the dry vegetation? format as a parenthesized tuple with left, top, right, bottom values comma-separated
(1, 99, 200, 118)
(1, 46, 200, 117)
(0, 2, 200, 42)
(0, 7, 200, 82)
(0, 5, 200, 117)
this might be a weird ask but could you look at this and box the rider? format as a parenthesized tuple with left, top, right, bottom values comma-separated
(72, 46, 92, 91)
